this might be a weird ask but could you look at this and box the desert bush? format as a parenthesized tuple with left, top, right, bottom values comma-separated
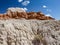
(32, 31, 47, 45)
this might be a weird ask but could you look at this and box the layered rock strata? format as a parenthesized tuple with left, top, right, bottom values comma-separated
(0, 8, 54, 20)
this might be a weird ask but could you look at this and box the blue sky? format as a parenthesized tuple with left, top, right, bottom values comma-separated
(0, 0, 60, 19)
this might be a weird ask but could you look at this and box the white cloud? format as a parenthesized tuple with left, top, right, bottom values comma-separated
(23, 8, 28, 11)
(43, 5, 47, 8)
(45, 14, 52, 17)
(18, 0, 23, 2)
(22, 1, 30, 6)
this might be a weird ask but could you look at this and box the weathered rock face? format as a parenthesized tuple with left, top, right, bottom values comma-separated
(0, 19, 60, 45)
(0, 12, 55, 20)
(0, 8, 54, 20)
(7, 7, 26, 12)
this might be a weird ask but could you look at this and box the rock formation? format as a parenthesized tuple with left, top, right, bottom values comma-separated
(0, 8, 54, 20)
(0, 7, 59, 45)
(0, 19, 60, 45)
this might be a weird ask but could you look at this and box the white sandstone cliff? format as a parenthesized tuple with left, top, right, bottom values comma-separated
(0, 19, 60, 45)
(7, 7, 26, 12)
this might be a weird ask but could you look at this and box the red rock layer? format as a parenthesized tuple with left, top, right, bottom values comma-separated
(0, 11, 55, 20)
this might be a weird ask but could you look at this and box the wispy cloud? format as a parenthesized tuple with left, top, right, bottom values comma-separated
(22, 1, 30, 6)
(47, 9, 52, 12)
(18, 0, 23, 2)
(45, 14, 52, 17)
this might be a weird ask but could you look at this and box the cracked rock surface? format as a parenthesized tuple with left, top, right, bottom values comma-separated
(0, 19, 60, 45)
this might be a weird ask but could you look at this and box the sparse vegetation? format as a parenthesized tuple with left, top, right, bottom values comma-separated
(32, 29, 47, 45)
(34, 34, 43, 41)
